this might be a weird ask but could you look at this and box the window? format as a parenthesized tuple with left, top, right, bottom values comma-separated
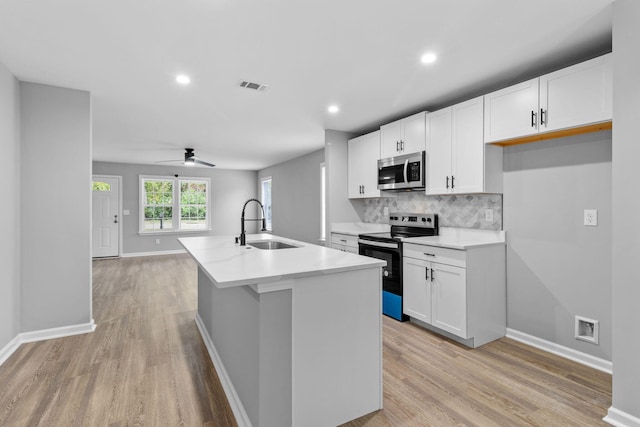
(139, 175, 210, 233)
(320, 163, 326, 241)
(261, 176, 272, 231)
(92, 181, 111, 191)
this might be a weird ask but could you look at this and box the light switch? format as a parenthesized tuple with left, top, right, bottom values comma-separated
(123, 209, 130, 215)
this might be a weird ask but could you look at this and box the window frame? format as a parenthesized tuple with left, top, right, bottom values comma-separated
(139, 175, 211, 234)
(260, 176, 272, 232)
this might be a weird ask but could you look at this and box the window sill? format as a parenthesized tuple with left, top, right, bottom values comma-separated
(138, 229, 212, 236)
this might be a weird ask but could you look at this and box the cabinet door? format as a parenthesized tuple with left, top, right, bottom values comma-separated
(403, 257, 431, 323)
(361, 131, 381, 197)
(347, 135, 363, 199)
(431, 263, 467, 338)
(426, 108, 452, 195)
(401, 111, 426, 154)
(484, 78, 539, 143)
(380, 119, 403, 159)
(539, 54, 612, 132)
(451, 96, 484, 194)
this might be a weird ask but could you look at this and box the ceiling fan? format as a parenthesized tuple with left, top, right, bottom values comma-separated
(155, 148, 216, 167)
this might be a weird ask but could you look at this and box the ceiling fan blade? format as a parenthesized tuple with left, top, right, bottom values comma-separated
(154, 159, 183, 163)
(193, 158, 216, 167)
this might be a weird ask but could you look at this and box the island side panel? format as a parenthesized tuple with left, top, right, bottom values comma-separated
(197, 267, 260, 426)
(259, 290, 292, 427)
(291, 267, 383, 427)
(197, 267, 294, 427)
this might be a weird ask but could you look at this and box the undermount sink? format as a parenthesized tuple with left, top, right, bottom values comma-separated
(247, 240, 300, 250)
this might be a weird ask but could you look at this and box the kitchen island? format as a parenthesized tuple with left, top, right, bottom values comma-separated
(179, 234, 386, 427)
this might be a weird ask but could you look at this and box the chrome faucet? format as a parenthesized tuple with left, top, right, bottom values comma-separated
(240, 198, 267, 246)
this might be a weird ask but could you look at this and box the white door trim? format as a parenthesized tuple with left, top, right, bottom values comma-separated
(92, 174, 123, 257)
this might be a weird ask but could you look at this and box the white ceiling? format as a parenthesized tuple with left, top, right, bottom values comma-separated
(0, 0, 613, 170)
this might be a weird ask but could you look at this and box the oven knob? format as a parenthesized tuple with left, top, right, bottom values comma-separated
(426, 218, 432, 222)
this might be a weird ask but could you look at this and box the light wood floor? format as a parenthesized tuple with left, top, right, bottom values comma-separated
(0, 254, 611, 426)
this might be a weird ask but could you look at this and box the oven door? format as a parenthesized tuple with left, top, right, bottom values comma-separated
(358, 239, 407, 321)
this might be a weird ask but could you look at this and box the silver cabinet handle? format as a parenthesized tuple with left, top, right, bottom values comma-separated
(540, 108, 546, 125)
(431, 268, 434, 282)
(423, 253, 435, 257)
(531, 110, 537, 128)
(425, 267, 429, 280)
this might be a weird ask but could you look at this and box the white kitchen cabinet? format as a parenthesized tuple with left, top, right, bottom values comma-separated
(484, 53, 612, 144)
(380, 111, 426, 159)
(403, 257, 432, 323)
(430, 262, 467, 337)
(403, 242, 505, 348)
(348, 131, 381, 198)
(426, 97, 502, 195)
(331, 233, 358, 253)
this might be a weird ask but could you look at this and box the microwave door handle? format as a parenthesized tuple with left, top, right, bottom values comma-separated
(403, 159, 409, 184)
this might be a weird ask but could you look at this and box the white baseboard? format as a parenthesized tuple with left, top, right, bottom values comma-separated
(121, 249, 186, 258)
(0, 319, 96, 367)
(506, 328, 612, 374)
(195, 313, 251, 427)
(604, 406, 640, 427)
(0, 334, 22, 366)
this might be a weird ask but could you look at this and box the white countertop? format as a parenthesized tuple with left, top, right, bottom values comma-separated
(403, 227, 506, 250)
(179, 234, 386, 288)
(331, 222, 390, 236)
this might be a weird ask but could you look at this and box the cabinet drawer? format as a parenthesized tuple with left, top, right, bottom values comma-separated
(331, 233, 358, 249)
(404, 243, 466, 267)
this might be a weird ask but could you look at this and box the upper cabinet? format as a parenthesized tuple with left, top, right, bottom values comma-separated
(484, 54, 612, 144)
(427, 97, 502, 195)
(348, 130, 381, 199)
(380, 111, 426, 158)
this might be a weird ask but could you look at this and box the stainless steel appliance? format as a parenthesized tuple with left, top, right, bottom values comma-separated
(377, 151, 425, 191)
(358, 213, 438, 321)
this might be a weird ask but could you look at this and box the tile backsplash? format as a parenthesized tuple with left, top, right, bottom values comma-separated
(362, 192, 503, 230)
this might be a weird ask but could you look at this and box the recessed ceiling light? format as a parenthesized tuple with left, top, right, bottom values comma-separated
(176, 74, 191, 85)
(420, 53, 437, 64)
(328, 105, 339, 114)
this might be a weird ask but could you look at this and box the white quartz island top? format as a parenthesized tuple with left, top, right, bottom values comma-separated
(404, 227, 506, 250)
(179, 233, 385, 288)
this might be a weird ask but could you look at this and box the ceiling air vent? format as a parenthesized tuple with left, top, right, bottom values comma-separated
(237, 80, 270, 92)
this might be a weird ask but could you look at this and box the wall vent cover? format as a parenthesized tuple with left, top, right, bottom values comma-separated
(237, 80, 270, 92)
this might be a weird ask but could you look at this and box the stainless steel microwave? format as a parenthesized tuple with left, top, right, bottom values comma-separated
(377, 151, 425, 191)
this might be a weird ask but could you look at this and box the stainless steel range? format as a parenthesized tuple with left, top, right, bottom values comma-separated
(358, 213, 438, 321)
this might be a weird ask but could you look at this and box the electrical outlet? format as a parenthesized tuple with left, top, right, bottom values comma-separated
(485, 209, 493, 222)
(584, 209, 598, 226)
(383, 206, 389, 216)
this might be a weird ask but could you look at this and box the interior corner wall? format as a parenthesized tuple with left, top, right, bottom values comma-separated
(611, 0, 640, 420)
(503, 131, 612, 361)
(20, 82, 92, 332)
(324, 129, 364, 241)
(0, 61, 21, 350)
(258, 149, 324, 245)
(92, 161, 258, 254)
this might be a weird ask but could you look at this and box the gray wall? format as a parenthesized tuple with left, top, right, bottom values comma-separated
(258, 149, 325, 244)
(324, 129, 364, 243)
(503, 132, 612, 361)
(611, 0, 640, 418)
(92, 161, 258, 254)
(0, 61, 21, 350)
(20, 82, 92, 331)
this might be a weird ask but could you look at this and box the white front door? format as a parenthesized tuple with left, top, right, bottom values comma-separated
(92, 175, 120, 257)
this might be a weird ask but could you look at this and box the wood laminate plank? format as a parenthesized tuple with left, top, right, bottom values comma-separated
(0, 255, 611, 427)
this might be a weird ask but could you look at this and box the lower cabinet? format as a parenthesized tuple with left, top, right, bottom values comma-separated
(331, 233, 358, 253)
(403, 242, 505, 347)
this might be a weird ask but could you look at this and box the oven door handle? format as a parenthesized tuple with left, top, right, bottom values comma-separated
(358, 239, 399, 249)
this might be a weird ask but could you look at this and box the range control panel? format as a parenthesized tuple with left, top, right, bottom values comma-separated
(388, 213, 437, 229)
